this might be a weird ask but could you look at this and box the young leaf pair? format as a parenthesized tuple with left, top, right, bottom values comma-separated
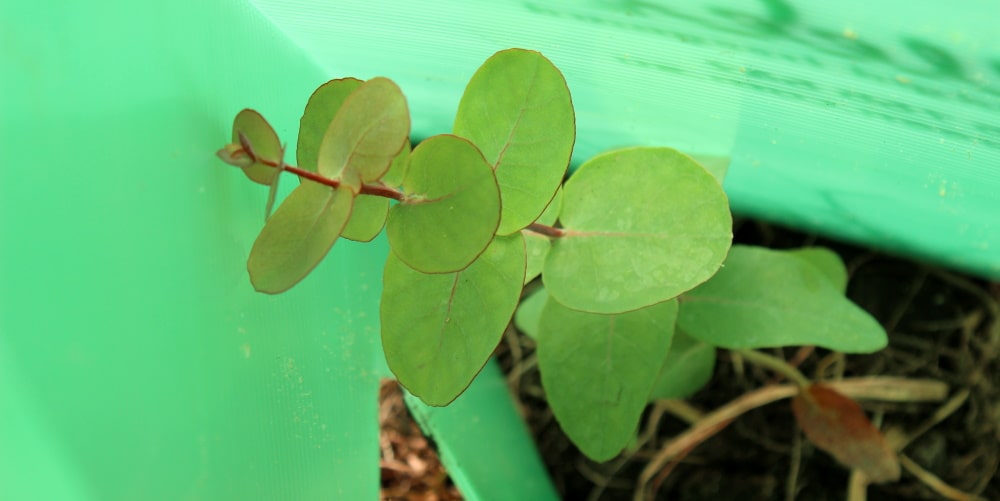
(217, 77, 410, 293)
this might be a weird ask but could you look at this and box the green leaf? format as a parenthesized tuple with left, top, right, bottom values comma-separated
(543, 147, 732, 314)
(231, 109, 281, 185)
(513, 286, 548, 340)
(247, 181, 354, 294)
(523, 189, 561, 284)
(317, 77, 410, 190)
(678, 245, 887, 353)
(340, 195, 388, 242)
(387, 135, 500, 274)
(649, 330, 716, 400)
(381, 141, 411, 188)
(297, 78, 364, 173)
(537, 298, 678, 461)
(382, 233, 526, 406)
(788, 247, 848, 293)
(453, 48, 575, 235)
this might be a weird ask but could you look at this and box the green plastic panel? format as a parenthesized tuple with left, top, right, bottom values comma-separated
(404, 361, 560, 501)
(0, 2, 386, 500)
(250, 0, 1000, 279)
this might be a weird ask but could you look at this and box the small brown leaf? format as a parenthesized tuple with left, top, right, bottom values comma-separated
(792, 383, 900, 483)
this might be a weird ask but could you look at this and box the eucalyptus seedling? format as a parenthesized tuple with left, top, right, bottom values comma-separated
(216, 48, 889, 468)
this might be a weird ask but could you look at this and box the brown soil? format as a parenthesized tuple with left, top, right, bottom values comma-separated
(382, 220, 999, 500)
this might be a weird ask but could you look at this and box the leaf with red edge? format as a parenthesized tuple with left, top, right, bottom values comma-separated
(791, 384, 901, 483)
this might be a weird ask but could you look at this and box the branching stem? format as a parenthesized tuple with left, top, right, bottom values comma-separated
(229, 146, 405, 201)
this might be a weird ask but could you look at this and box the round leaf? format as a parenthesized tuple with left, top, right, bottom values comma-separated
(387, 135, 500, 274)
(232, 109, 281, 185)
(453, 48, 575, 235)
(677, 245, 888, 352)
(297, 77, 363, 173)
(537, 297, 678, 461)
(543, 147, 732, 314)
(382, 234, 526, 406)
(317, 77, 410, 190)
(247, 181, 354, 293)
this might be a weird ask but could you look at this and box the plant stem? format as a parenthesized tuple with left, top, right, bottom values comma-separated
(231, 146, 405, 201)
(736, 349, 812, 388)
(524, 222, 566, 238)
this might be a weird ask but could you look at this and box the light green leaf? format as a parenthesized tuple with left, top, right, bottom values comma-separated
(649, 330, 716, 401)
(454, 48, 575, 235)
(543, 147, 732, 314)
(317, 77, 410, 190)
(297, 78, 364, 173)
(382, 234, 526, 406)
(247, 181, 354, 293)
(678, 245, 887, 353)
(513, 286, 548, 340)
(537, 298, 678, 461)
(231, 109, 281, 185)
(523, 189, 562, 284)
(387, 135, 500, 274)
(340, 195, 388, 242)
(788, 247, 848, 293)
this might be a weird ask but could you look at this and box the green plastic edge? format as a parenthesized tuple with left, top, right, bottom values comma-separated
(403, 360, 560, 501)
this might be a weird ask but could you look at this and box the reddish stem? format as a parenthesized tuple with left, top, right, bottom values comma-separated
(233, 147, 404, 201)
(525, 223, 566, 238)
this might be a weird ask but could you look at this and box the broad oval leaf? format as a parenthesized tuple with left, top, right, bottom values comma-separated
(317, 77, 410, 190)
(232, 109, 281, 185)
(453, 48, 575, 235)
(537, 297, 678, 461)
(247, 181, 354, 293)
(649, 330, 716, 401)
(544, 147, 732, 314)
(387, 135, 500, 273)
(382, 233, 526, 406)
(789, 246, 848, 293)
(792, 384, 901, 483)
(297, 78, 364, 173)
(678, 245, 887, 352)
